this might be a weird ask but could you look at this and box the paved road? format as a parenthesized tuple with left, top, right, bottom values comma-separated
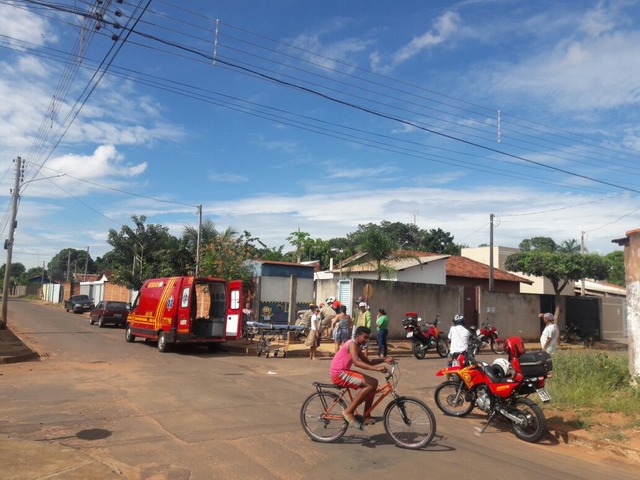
(1, 299, 637, 479)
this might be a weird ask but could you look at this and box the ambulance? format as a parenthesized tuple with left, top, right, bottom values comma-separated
(125, 276, 243, 352)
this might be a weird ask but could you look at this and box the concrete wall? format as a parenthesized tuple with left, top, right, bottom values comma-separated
(317, 277, 463, 339)
(479, 291, 557, 342)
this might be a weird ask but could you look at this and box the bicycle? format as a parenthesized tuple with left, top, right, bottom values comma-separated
(300, 361, 436, 449)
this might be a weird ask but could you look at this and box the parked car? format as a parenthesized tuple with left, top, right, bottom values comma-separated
(89, 301, 129, 328)
(64, 294, 95, 314)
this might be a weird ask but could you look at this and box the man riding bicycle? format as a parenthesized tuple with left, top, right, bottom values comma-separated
(329, 326, 394, 429)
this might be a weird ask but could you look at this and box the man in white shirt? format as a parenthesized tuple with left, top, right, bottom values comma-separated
(539, 312, 559, 354)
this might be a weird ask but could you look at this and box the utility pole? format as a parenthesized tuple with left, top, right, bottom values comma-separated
(195, 204, 202, 277)
(84, 246, 89, 281)
(489, 213, 494, 292)
(1, 157, 23, 330)
(66, 250, 71, 282)
(580, 231, 585, 296)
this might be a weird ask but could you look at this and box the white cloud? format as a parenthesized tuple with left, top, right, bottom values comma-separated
(21, 145, 147, 197)
(370, 11, 461, 73)
(0, 3, 54, 48)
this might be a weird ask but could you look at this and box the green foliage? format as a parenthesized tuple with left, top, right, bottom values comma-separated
(547, 350, 640, 416)
(506, 238, 608, 297)
(604, 250, 625, 286)
(106, 215, 189, 290)
(199, 230, 255, 283)
(0, 262, 26, 290)
(518, 236, 558, 252)
(47, 248, 95, 282)
(349, 221, 461, 255)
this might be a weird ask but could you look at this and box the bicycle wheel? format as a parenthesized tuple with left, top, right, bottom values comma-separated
(383, 396, 436, 449)
(300, 391, 348, 443)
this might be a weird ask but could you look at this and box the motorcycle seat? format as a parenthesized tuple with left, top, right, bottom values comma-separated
(478, 362, 513, 384)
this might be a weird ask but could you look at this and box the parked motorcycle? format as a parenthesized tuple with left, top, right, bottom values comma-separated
(402, 312, 449, 359)
(560, 322, 597, 348)
(475, 321, 506, 354)
(434, 336, 552, 443)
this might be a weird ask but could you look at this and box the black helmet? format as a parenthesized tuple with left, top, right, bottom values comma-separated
(453, 314, 465, 326)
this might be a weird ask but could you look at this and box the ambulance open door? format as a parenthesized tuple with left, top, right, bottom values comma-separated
(225, 280, 243, 340)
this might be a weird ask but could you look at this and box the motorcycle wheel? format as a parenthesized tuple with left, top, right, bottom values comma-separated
(412, 340, 426, 360)
(434, 381, 475, 417)
(510, 397, 547, 443)
(491, 339, 506, 355)
(436, 339, 449, 358)
(559, 330, 568, 343)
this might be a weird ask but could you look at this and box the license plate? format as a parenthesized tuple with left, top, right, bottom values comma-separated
(406, 331, 413, 338)
(536, 388, 551, 402)
(114, 314, 122, 317)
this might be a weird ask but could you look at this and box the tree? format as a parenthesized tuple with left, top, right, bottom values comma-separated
(106, 215, 188, 290)
(0, 263, 26, 291)
(558, 239, 581, 254)
(505, 237, 609, 319)
(604, 250, 625, 286)
(199, 230, 255, 283)
(350, 225, 402, 280)
(47, 248, 95, 282)
(287, 230, 312, 263)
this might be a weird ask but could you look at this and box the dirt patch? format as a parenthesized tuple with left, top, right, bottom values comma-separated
(546, 406, 640, 454)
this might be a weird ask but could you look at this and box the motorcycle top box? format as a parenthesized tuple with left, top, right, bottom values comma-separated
(518, 351, 553, 377)
(402, 312, 418, 327)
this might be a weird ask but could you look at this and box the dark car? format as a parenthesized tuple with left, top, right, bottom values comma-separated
(89, 301, 129, 328)
(64, 294, 95, 314)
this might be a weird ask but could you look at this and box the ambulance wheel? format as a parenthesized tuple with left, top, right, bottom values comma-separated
(157, 332, 169, 352)
(125, 325, 135, 343)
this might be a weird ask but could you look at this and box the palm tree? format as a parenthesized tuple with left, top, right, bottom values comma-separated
(559, 239, 582, 254)
(353, 227, 400, 280)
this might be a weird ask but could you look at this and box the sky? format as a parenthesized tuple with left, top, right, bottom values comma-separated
(1, 0, 640, 271)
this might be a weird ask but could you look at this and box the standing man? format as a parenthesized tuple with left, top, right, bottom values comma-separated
(539, 312, 559, 354)
(319, 302, 337, 338)
(354, 301, 372, 356)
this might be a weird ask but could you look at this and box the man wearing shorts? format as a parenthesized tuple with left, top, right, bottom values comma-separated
(330, 326, 393, 428)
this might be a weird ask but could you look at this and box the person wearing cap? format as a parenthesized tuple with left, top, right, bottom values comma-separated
(354, 301, 372, 356)
(319, 302, 337, 338)
(539, 312, 559, 354)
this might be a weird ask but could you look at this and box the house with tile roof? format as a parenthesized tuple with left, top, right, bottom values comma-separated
(333, 250, 531, 293)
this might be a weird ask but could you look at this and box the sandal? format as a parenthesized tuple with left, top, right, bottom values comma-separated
(343, 413, 365, 430)
(363, 416, 376, 426)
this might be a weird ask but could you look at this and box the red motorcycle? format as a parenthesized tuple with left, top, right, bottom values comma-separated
(433, 336, 552, 443)
(402, 312, 449, 359)
(475, 321, 506, 354)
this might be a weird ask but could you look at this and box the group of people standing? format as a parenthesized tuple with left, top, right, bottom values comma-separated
(305, 297, 389, 360)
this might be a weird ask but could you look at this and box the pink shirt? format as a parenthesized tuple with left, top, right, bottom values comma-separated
(330, 339, 355, 378)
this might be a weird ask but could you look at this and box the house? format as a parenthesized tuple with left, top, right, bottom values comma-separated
(243, 259, 316, 324)
(316, 250, 531, 326)
(462, 246, 627, 340)
(461, 246, 575, 296)
(332, 250, 530, 292)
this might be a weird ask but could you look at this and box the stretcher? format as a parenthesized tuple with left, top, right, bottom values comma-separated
(246, 322, 306, 358)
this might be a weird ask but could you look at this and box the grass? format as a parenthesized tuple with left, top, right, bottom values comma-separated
(545, 349, 640, 430)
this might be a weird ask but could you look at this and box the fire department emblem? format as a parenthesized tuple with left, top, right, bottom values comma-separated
(167, 296, 174, 309)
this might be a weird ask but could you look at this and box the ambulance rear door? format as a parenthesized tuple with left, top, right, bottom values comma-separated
(225, 280, 243, 340)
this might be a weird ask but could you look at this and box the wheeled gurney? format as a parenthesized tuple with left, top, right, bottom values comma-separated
(246, 321, 306, 358)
